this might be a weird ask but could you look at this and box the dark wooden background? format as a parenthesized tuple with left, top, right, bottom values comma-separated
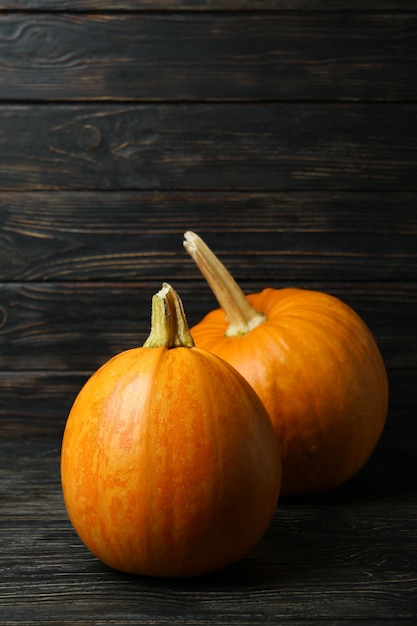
(1, 1, 416, 624)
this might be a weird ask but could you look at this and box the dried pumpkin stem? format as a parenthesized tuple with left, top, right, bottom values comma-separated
(183, 231, 266, 337)
(143, 283, 194, 349)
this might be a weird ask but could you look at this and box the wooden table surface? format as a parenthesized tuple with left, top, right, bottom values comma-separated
(1, 1, 416, 623)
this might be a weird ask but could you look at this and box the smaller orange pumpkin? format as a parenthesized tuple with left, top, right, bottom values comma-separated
(184, 232, 389, 496)
(61, 283, 281, 578)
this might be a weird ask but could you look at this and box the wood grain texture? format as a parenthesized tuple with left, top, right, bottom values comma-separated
(0, 281, 414, 371)
(0, 437, 416, 624)
(0, 104, 416, 191)
(0, 3, 416, 622)
(6, 1, 417, 10)
(1, 13, 416, 102)
(0, 191, 415, 282)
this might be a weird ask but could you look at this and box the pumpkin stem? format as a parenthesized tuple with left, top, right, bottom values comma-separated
(183, 231, 266, 337)
(143, 283, 195, 349)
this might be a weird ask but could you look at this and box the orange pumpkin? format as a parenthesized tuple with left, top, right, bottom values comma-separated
(184, 232, 389, 496)
(61, 283, 281, 578)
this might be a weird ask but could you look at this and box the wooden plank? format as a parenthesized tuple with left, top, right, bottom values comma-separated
(0, 436, 416, 623)
(1, 507, 416, 623)
(0, 281, 414, 371)
(0, 191, 415, 282)
(0, 371, 85, 437)
(0, 104, 416, 191)
(6, 1, 417, 11)
(1, 13, 416, 102)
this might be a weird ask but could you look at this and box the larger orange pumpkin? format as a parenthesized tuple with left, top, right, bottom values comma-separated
(61, 283, 281, 578)
(184, 232, 389, 496)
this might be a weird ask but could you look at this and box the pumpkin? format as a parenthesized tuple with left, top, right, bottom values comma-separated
(61, 283, 281, 578)
(184, 232, 389, 496)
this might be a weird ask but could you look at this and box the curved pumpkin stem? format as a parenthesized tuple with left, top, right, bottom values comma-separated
(183, 231, 266, 337)
(144, 283, 195, 349)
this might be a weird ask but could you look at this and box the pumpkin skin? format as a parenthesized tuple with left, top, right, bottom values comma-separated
(61, 287, 281, 578)
(190, 287, 388, 496)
